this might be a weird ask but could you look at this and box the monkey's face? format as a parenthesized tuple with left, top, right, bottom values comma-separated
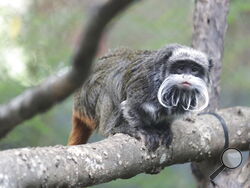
(157, 48, 211, 113)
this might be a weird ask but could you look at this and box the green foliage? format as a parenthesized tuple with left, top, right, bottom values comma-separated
(18, 1, 86, 85)
(107, 0, 193, 49)
(228, 0, 250, 24)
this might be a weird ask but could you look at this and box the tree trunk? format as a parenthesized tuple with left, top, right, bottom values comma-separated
(192, 0, 250, 187)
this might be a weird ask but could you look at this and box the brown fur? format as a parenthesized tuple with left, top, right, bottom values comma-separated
(68, 111, 96, 145)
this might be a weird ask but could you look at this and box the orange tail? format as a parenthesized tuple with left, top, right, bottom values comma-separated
(68, 112, 96, 145)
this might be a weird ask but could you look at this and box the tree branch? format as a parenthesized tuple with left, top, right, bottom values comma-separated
(0, 0, 136, 139)
(0, 106, 249, 188)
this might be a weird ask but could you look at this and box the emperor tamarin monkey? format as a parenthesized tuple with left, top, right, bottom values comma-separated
(68, 44, 213, 151)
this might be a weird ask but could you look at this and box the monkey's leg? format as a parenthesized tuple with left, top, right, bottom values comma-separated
(121, 101, 173, 151)
(68, 112, 96, 145)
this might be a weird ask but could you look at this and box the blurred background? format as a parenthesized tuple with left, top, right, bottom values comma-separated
(0, 0, 249, 187)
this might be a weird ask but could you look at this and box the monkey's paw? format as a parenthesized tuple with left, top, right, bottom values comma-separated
(111, 126, 172, 151)
(136, 126, 173, 151)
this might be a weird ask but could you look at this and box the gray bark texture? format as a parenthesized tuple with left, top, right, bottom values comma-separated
(0, 0, 135, 139)
(192, 0, 250, 188)
(0, 106, 249, 188)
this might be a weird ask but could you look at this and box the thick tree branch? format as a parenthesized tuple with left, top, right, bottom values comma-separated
(0, 106, 249, 188)
(0, 0, 135, 139)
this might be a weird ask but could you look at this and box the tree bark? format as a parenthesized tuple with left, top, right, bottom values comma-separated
(0, 0, 135, 139)
(0, 106, 249, 188)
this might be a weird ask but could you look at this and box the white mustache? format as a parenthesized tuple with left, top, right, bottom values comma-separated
(157, 74, 209, 112)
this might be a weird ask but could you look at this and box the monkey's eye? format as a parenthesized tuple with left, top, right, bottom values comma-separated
(176, 65, 185, 74)
(191, 67, 199, 75)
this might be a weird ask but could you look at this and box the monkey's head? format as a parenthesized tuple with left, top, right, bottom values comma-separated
(156, 44, 213, 113)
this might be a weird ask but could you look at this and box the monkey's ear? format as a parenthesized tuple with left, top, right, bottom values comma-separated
(208, 58, 213, 71)
(155, 46, 173, 63)
(163, 50, 173, 60)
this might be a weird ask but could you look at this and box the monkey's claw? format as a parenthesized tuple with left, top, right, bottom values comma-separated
(139, 127, 172, 151)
